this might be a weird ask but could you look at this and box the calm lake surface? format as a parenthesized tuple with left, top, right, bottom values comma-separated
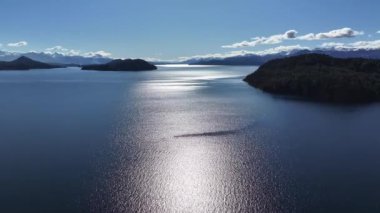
(1, 65, 380, 212)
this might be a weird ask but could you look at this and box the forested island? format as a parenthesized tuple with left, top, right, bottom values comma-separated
(82, 59, 157, 71)
(244, 54, 380, 102)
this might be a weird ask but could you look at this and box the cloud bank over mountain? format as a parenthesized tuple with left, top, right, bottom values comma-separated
(321, 40, 380, 51)
(222, 28, 364, 49)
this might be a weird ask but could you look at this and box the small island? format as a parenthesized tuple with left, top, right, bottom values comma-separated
(0, 56, 62, 70)
(81, 59, 157, 71)
(244, 54, 380, 102)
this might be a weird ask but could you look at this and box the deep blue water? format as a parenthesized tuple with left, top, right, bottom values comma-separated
(1, 65, 380, 212)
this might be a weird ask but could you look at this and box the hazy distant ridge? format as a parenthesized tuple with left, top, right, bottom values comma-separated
(185, 49, 380, 66)
(0, 51, 112, 66)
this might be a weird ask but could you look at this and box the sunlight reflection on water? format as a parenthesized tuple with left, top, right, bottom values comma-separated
(141, 71, 243, 92)
(93, 66, 287, 212)
(157, 64, 216, 68)
(141, 81, 205, 91)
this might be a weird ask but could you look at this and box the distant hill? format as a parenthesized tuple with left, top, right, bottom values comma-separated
(0, 56, 62, 70)
(244, 54, 380, 103)
(82, 59, 157, 71)
(187, 49, 380, 66)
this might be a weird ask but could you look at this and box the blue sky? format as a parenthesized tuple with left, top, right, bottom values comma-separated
(0, 0, 379, 60)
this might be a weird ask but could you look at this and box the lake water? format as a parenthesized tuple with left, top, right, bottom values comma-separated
(1, 65, 380, 212)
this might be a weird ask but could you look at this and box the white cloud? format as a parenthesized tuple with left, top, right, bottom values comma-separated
(297, 28, 363, 40)
(7, 41, 28, 47)
(142, 57, 180, 63)
(45, 46, 111, 57)
(285, 30, 298, 39)
(321, 40, 380, 51)
(320, 42, 345, 48)
(84, 50, 112, 57)
(253, 45, 310, 55)
(179, 50, 254, 61)
(377, 31, 380, 34)
(45, 46, 81, 56)
(222, 30, 298, 48)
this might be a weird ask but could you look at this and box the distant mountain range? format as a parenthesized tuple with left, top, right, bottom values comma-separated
(0, 51, 112, 66)
(185, 49, 380, 66)
(2, 49, 380, 66)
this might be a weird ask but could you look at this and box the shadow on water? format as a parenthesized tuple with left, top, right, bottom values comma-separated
(174, 130, 238, 138)
(174, 123, 256, 138)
